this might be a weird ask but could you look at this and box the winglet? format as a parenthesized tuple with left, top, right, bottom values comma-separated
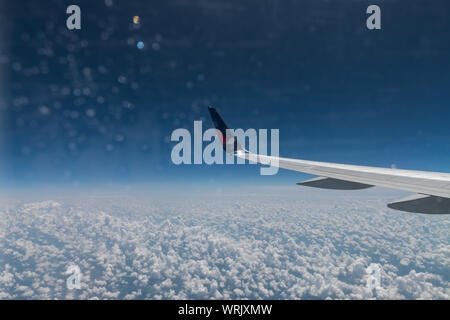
(208, 107, 243, 153)
(208, 106, 229, 143)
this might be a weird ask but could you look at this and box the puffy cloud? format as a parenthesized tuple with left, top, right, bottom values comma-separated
(0, 188, 448, 299)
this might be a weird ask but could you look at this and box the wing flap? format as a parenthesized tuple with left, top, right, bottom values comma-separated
(297, 177, 373, 190)
(388, 194, 450, 214)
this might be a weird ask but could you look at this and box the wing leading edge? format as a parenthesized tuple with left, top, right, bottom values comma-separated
(208, 107, 450, 214)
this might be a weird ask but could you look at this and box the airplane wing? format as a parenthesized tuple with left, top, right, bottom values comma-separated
(208, 107, 450, 214)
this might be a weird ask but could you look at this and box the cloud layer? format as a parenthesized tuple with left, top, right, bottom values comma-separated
(0, 187, 449, 299)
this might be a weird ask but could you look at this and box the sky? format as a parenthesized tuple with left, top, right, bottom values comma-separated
(1, 0, 450, 189)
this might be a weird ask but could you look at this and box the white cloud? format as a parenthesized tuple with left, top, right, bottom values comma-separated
(0, 188, 448, 299)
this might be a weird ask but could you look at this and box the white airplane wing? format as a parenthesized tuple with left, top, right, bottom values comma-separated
(208, 107, 450, 214)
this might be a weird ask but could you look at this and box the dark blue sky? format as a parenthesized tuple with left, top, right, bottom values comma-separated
(1, 0, 450, 189)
